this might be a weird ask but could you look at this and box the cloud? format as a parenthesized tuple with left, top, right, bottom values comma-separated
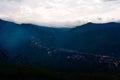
(0, 0, 120, 27)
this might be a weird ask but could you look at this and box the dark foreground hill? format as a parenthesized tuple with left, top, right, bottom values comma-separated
(0, 64, 120, 80)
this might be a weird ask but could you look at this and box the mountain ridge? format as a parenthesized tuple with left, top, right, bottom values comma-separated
(0, 19, 120, 69)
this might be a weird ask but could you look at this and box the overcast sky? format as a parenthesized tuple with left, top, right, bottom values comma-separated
(0, 0, 120, 27)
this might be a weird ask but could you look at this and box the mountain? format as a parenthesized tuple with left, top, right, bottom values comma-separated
(0, 19, 120, 70)
(0, 19, 69, 52)
(64, 22, 120, 55)
(0, 19, 70, 67)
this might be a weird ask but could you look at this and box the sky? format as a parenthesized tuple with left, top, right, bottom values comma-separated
(0, 0, 120, 27)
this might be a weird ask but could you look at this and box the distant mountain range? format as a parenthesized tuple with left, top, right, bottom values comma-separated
(0, 19, 120, 70)
(65, 22, 120, 54)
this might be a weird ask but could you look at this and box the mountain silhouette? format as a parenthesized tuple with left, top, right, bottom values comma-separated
(64, 22, 120, 54)
(0, 19, 120, 70)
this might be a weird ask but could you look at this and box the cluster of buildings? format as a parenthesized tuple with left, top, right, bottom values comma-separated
(30, 35, 120, 69)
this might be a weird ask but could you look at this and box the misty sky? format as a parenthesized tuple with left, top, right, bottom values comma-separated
(0, 0, 120, 27)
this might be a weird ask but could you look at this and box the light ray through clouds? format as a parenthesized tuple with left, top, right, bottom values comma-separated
(0, 0, 120, 27)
